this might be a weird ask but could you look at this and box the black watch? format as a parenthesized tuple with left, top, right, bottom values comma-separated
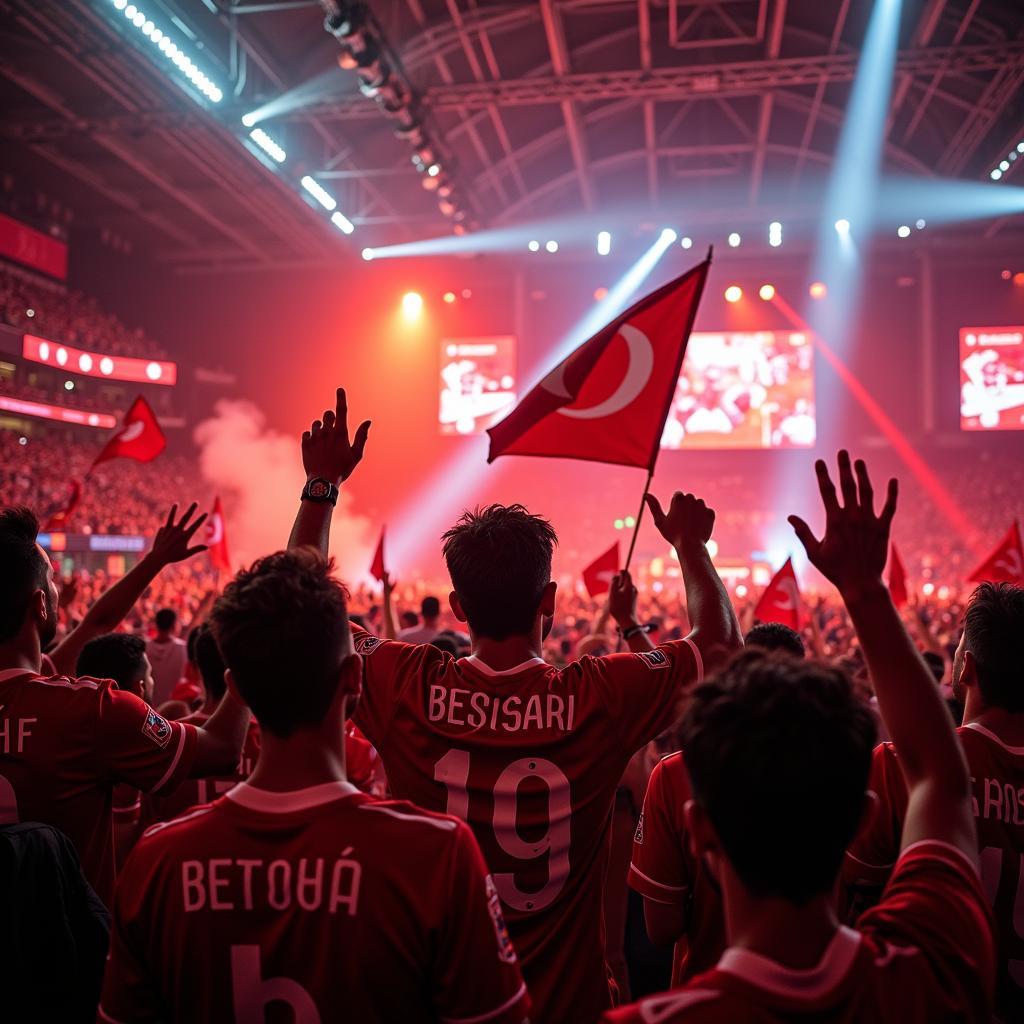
(619, 623, 654, 639)
(301, 477, 339, 507)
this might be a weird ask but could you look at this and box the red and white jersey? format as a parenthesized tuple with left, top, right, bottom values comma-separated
(604, 841, 995, 1023)
(351, 628, 704, 1024)
(0, 668, 196, 904)
(99, 781, 530, 1024)
(628, 752, 725, 986)
(844, 724, 1024, 1021)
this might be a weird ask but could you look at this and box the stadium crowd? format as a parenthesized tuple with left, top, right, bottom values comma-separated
(0, 388, 1021, 1023)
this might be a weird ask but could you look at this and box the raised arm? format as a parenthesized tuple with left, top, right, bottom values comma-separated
(49, 503, 209, 676)
(789, 451, 973, 857)
(381, 571, 397, 640)
(608, 570, 655, 653)
(644, 491, 742, 663)
(288, 387, 371, 556)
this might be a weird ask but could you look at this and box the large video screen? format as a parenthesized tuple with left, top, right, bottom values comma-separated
(661, 330, 815, 449)
(960, 326, 1024, 431)
(439, 336, 517, 435)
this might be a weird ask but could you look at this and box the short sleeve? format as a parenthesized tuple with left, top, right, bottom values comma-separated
(350, 626, 445, 751)
(92, 684, 197, 796)
(628, 757, 693, 906)
(858, 841, 996, 1020)
(434, 821, 531, 1024)
(586, 639, 703, 754)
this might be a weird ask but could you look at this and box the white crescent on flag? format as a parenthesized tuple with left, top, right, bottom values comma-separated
(118, 420, 146, 442)
(994, 549, 1023, 579)
(772, 578, 799, 611)
(205, 513, 224, 546)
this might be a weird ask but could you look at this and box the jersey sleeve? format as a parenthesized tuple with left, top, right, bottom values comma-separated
(628, 757, 693, 907)
(350, 625, 446, 751)
(433, 820, 531, 1024)
(586, 638, 703, 754)
(92, 683, 198, 796)
(858, 840, 996, 1020)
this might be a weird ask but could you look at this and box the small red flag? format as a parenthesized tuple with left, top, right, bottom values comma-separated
(582, 541, 620, 599)
(487, 258, 710, 470)
(91, 396, 166, 470)
(887, 543, 908, 608)
(204, 497, 231, 573)
(369, 528, 386, 583)
(969, 521, 1024, 585)
(43, 479, 82, 532)
(754, 558, 801, 631)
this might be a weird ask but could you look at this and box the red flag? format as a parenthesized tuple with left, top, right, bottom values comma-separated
(369, 528, 386, 583)
(90, 396, 166, 469)
(887, 543, 908, 608)
(754, 558, 801, 630)
(204, 497, 231, 573)
(487, 258, 710, 470)
(969, 521, 1024, 585)
(582, 541, 620, 599)
(43, 479, 82, 532)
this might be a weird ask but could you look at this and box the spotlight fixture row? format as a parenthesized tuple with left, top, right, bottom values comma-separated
(989, 141, 1024, 181)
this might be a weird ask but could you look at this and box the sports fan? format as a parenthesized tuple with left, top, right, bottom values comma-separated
(288, 388, 742, 1024)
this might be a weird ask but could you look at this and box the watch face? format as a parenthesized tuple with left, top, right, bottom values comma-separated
(308, 478, 332, 500)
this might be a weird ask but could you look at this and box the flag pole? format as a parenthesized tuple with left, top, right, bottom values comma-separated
(623, 468, 654, 573)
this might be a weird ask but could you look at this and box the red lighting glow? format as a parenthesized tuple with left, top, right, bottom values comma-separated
(809, 281, 827, 299)
(1014, 273, 1024, 287)
(22, 335, 178, 386)
(593, 287, 608, 301)
(0, 395, 117, 429)
(443, 291, 457, 304)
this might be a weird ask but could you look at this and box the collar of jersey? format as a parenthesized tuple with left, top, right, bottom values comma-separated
(225, 780, 360, 813)
(962, 720, 1024, 755)
(716, 925, 862, 1000)
(462, 654, 547, 677)
(0, 667, 41, 684)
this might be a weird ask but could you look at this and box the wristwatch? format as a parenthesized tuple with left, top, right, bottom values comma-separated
(301, 477, 339, 507)
(619, 623, 654, 639)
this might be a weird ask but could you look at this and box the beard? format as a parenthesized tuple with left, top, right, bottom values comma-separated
(951, 647, 965, 705)
(39, 592, 59, 650)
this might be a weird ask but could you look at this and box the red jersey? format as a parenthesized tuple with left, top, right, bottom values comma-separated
(0, 667, 196, 904)
(98, 780, 530, 1024)
(628, 752, 725, 986)
(844, 723, 1024, 1021)
(351, 629, 704, 1024)
(604, 841, 995, 1023)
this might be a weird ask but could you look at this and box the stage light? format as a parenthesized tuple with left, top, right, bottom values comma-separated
(594, 287, 608, 301)
(401, 292, 423, 320)
(624, 515, 636, 529)
(680, 236, 693, 249)
(100, 357, 114, 375)
(991, 168, 1004, 181)
(25, 308, 34, 318)
(724, 285, 742, 303)
(915, 218, 926, 230)
(809, 281, 827, 299)
(461, 289, 472, 299)
(38, 342, 48, 359)
(528, 240, 540, 252)
(768, 221, 782, 247)
(427, 164, 440, 177)
(727, 232, 741, 247)
(597, 231, 611, 256)
(545, 240, 558, 253)
(443, 291, 456, 303)
(1000, 160, 1010, 172)
(112, 0, 127, 8)
(1014, 272, 1024, 287)
(248, 128, 286, 163)
(56, 347, 68, 366)
(361, 247, 375, 261)
(614, 519, 624, 531)
(660, 228, 678, 244)
(242, 112, 258, 128)
(1001, 269, 1012, 280)
(300, 175, 337, 211)
(330, 211, 355, 234)
(706, 538, 718, 559)
(78, 354, 93, 372)
(834, 218, 850, 235)
(64, 380, 74, 391)
(897, 224, 911, 238)
(736, 583, 748, 598)
(759, 284, 776, 301)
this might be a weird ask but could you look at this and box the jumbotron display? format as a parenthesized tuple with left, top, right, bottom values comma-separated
(439, 336, 517, 435)
(661, 330, 816, 449)
(960, 326, 1024, 431)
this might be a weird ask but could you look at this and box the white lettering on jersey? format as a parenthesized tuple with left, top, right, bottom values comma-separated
(976, 775, 1024, 825)
(231, 945, 321, 1024)
(0, 710, 37, 753)
(427, 684, 575, 733)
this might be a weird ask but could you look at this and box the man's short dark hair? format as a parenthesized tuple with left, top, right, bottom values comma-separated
(744, 622, 806, 659)
(77, 633, 147, 692)
(399, 611, 418, 629)
(964, 582, 1024, 713)
(681, 649, 876, 905)
(442, 504, 557, 641)
(0, 506, 47, 643)
(210, 548, 350, 738)
(192, 623, 227, 702)
(430, 634, 458, 657)
(421, 596, 440, 620)
(155, 608, 177, 633)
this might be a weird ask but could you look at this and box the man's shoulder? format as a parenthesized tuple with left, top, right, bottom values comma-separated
(12, 672, 116, 710)
(352, 794, 466, 843)
(603, 985, 726, 1023)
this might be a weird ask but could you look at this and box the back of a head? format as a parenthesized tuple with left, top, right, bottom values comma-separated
(681, 649, 876, 905)
(421, 596, 441, 621)
(192, 624, 228, 703)
(77, 633, 147, 692)
(442, 504, 557, 640)
(964, 581, 1024, 712)
(154, 608, 177, 635)
(0, 506, 46, 644)
(210, 548, 350, 737)
(745, 622, 806, 659)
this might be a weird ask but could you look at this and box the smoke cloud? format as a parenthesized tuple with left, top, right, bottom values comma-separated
(193, 400, 373, 579)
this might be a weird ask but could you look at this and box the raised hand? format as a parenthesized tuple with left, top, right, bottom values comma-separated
(148, 503, 209, 566)
(302, 387, 371, 485)
(644, 491, 715, 552)
(608, 570, 639, 628)
(382, 570, 396, 600)
(788, 450, 897, 599)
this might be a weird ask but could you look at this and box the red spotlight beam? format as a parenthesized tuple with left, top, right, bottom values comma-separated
(772, 292, 984, 558)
